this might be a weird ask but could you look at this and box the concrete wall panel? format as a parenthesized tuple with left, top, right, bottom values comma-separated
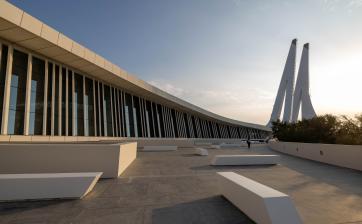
(40, 24, 59, 45)
(269, 141, 362, 171)
(0, 1, 23, 26)
(20, 12, 42, 36)
(57, 33, 72, 52)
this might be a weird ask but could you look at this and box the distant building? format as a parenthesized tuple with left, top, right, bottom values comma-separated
(0, 1, 270, 141)
(268, 39, 316, 126)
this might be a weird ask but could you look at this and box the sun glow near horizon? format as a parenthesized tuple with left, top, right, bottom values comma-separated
(310, 44, 362, 119)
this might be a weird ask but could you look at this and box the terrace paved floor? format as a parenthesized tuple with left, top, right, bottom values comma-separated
(0, 144, 362, 224)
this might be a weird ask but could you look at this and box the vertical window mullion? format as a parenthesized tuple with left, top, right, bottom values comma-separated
(1, 45, 13, 135)
(24, 53, 32, 135)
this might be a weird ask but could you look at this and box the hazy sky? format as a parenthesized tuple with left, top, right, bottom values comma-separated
(9, 0, 362, 125)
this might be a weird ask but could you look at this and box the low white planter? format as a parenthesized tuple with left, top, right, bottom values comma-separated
(269, 141, 362, 171)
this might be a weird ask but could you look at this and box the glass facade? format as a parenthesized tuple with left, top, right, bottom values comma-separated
(84, 77, 95, 136)
(74, 73, 84, 136)
(0, 45, 8, 129)
(0, 44, 268, 139)
(29, 57, 45, 135)
(8, 50, 28, 135)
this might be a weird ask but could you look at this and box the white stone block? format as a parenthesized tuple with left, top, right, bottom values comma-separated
(212, 155, 280, 166)
(0, 142, 137, 178)
(0, 172, 102, 201)
(218, 172, 302, 224)
(142, 146, 178, 152)
(195, 148, 208, 156)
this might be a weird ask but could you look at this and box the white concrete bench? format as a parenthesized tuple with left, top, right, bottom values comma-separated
(0, 172, 102, 201)
(211, 155, 280, 166)
(142, 146, 178, 152)
(0, 142, 137, 178)
(218, 172, 302, 224)
(195, 148, 208, 156)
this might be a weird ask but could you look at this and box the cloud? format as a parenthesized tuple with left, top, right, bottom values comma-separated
(147, 79, 274, 124)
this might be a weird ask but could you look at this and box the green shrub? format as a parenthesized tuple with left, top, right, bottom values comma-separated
(272, 114, 362, 145)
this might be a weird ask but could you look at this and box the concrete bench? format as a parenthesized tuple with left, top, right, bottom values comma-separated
(0, 142, 137, 178)
(218, 172, 302, 224)
(211, 155, 280, 166)
(0, 172, 102, 201)
(195, 148, 208, 156)
(142, 146, 178, 152)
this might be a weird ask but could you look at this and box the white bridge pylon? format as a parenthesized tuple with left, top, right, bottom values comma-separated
(268, 39, 316, 127)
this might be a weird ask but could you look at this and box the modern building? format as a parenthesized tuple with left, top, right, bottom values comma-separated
(0, 1, 270, 142)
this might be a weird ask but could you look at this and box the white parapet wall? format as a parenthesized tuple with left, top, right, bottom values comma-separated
(0, 142, 137, 178)
(269, 141, 362, 171)
(212, 155, 280, 166)
(0, 172, 102, 201)
(218, 172, 302, 224)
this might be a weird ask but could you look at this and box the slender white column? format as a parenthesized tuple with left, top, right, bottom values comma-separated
(1, 45, 13, 135)
(102, 83, 107, 136)
(51, 64, 55, 136)
(213, 123, 218, 138)
(92, 79, 97, 136)
(167, 108, 172, 138)
(156, 105, 161, 137)
(187, 115, 194, 138)
(110, 87, 114, 137)
(143, 101, 148, 137)
(180, 113, 185, 138)
(58, 66, 62, 136)
(116, 89, 121, 137)
(24, 54, 32, 135)
(138, 97, 144, 137)
(176, 111, 181, 137)
(65, 68, 68, 136)
(161, 106, 166, 137)
(97, 82, 102, 136)
(165, 107, 170, 138)
(150, 102, 155, 137)
(169, 109, 175, 138)
(122, 91, 127, 136)
(42, 60, 48, 135)
(113, 88, 118, 137)
(72, 71, 75, 136)
(164, 107, 168, 138)
(83, 75, 87, 136)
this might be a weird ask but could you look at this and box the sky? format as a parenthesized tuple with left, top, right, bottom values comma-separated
(9, 0, 362, 125)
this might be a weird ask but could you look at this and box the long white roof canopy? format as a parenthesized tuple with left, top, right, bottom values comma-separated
(0, 1, 270, 132)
